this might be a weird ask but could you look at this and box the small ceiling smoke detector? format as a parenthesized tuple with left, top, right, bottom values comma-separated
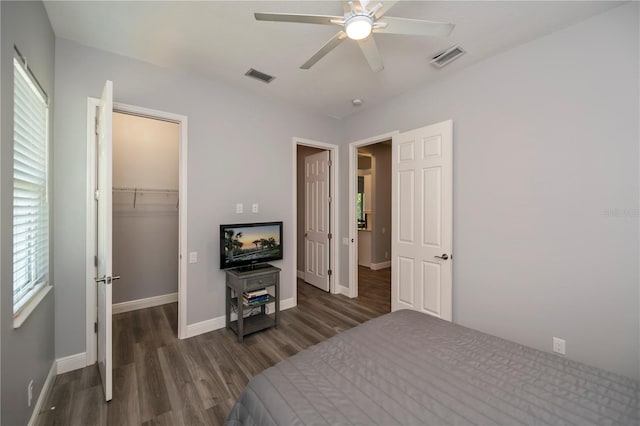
(430, 45, 466, 68)
(352, 98, 363, 106)
(245, 68, 275, 83)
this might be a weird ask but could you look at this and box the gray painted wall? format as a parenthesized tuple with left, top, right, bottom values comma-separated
(1, 1, 56, 424)
(296, 145, 325, 273)
(53, 38, 340, 358)
(113, 213, 179, 304)
(359, 143, 391, 265)
(340, 3, 639, 378)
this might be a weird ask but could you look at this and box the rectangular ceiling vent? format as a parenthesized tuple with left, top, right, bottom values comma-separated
(245, 68, 275, 84)
(430, 45, 466, 68)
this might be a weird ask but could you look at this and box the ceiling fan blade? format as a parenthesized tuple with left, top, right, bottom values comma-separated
(340, 0, 352, 13)
(358, 35, 384, 72)
(300, 31, 348, 70)
(373, 1, 398, 19)
(254, 12, 343, 26)
(376, 16, 455, 37)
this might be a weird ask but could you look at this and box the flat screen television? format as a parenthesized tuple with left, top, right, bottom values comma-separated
(220, 221, 283, 270)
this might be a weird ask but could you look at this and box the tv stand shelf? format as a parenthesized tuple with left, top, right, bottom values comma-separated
(225, 264, 280, 342)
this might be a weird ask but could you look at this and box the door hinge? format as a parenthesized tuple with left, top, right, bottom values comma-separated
(328, 160, 332, 167)
(328, 196, 332, 204)
(94, 322, 98, 333)
(94, 255, 98, 267)
(94, 189, 99, 201)
(328, 233, 332, 240)
(328, 269, 333, 276)
(95, 116, 99, 135)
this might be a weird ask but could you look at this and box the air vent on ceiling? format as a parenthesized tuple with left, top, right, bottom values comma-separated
(245, 68, 275, 83)
(430, 45, 466, 68)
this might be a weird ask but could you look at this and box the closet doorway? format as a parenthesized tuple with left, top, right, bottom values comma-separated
(111, 112, 179, 315)
(355, 142, 392, 313)
(85, 101, 188, 368)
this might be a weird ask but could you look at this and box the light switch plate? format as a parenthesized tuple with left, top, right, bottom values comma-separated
(236, 203, 243, 213)
(189, 252, 198, 264)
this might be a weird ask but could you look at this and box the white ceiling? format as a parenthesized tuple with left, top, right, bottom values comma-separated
(44, 1, 622, 119)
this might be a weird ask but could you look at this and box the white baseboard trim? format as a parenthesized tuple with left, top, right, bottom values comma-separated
(112, 292, 178, 314)
(370, 261, 391, 270)
(335, 284, 350, 296)
(281, 297, 296, 311)
(297, 270, 304, 279)
(28, 361, 56, 426)
(56, 352, 87, 374)
(183, 297, 296, 339)
(184, 315, 226, 339)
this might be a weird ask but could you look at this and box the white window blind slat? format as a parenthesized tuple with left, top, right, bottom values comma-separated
(13, 56, 49, 315)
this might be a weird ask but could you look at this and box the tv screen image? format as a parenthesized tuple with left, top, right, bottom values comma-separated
(220, 221, 283, 269)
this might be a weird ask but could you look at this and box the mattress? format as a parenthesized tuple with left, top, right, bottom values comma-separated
(226, 309, 639, 425)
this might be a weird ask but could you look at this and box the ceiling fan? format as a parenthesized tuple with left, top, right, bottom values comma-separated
(254, 0, 455, 72)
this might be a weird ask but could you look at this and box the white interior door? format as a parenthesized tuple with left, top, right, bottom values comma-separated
(96, 80, 113, 401)
(304, 150, 331, 292)
(391, 120, 453, 320)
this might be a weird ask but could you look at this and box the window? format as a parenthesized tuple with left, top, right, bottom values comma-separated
(13, 54, 50, 318)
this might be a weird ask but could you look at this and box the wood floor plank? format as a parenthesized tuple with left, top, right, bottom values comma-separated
(69, 385, 107, 426)
(113, 316, 135, 368)
(140, 410, 180, 426)
(181, 339, 233, 410)
(107, 363, 140, 426)
(157, 344, 204, 417)
(37, 270, 390, 426)
(135, 345, 172, 422)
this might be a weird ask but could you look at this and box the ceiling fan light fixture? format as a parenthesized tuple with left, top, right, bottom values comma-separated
(345, 15, 373, 40)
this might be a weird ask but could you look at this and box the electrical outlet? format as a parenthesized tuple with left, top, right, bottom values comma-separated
(28, 380, 33, 407)
(252, 203, 259, 213)
(189, 252, 198, 264)
(236, 203, 243, 213)
(553, 337, 566, 355)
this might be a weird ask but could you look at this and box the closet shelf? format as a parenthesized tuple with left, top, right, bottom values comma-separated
(113, 187, 178, 194)
(113, 187, 179, 209)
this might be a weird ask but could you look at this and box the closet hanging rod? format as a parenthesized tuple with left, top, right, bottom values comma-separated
(113, 187, 178, 194)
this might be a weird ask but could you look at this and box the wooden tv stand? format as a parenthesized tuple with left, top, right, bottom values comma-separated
(225, 264, 280, 342)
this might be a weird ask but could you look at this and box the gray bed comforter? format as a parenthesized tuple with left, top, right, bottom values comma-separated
(226, 310, 639, 425)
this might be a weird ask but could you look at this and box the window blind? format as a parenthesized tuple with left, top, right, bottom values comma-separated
(13, 57, 49, 315)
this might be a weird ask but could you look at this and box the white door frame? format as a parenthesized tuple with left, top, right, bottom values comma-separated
(86, 99, 188, 365)
(348, 131, 398, 298)
(292, 138, 340, 303)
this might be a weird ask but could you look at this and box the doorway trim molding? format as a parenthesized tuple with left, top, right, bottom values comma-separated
(292, 137, 340, 302)
(348, 131, 398, 298)
(85, 99, 188, 365)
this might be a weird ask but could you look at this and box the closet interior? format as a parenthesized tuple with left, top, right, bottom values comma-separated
(112, 111, 180, 315)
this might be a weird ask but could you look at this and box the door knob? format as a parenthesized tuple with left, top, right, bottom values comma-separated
(434, 254, 449, 260)
(95, 276, 107, 283)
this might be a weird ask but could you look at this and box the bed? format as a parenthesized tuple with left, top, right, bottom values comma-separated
(226, 310, 639, 425)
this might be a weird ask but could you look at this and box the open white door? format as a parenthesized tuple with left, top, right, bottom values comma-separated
(96, 80, 114, 401)
(392, 120, 453, 320)
(304, 150, 331, 292)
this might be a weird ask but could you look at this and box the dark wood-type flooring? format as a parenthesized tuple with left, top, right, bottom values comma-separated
(36, 266, 390, 425)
